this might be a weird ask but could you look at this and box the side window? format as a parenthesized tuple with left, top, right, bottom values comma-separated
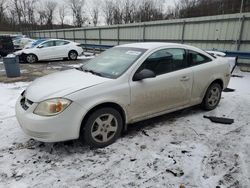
(55, 40, 69, 46)
(137, 48, 187, 76)
(188, 51, 212, 66)
(42, 41, 55, 48)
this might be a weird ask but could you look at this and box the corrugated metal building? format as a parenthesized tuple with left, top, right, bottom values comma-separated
(28, 13, 250, 52)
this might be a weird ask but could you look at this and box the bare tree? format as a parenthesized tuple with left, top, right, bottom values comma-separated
(135, 0, 164, 22)
(0, 0, 7, 23)
(112, 3, 123, 24)
(26, 0, 36, 25)
(59, 5, 68, 28)
(122, 0, 136, 24)
(12, 0, 22, 25)
(44, 1, 57, 29)
(90, 0, 99, 26)
(176, 0, 197, 18)
(68, 0, 86, 27)
(37, 10, 47, 26)
(6, 0, 38, 30)
(102, 0, 114, 25)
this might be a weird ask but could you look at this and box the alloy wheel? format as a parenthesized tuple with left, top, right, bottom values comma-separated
(91, 114, 118, 143)
(26, 54, 36, 63)
(207, 86, 220, 107)
(69, 51, 77, 60)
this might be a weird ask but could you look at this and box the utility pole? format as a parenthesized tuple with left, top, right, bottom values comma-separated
(235, 0, 244, 50)
(240, 0, 244, 14)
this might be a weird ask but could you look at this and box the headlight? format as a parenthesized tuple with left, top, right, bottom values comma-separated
(14, 51, 22, 55)
(34, 98, 71, 116)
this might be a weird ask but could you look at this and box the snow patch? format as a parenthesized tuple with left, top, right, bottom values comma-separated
(78, 55, 95, 60)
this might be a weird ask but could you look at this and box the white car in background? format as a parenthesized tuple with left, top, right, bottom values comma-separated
(15, 39, 83, 63)
(13, 37, 34, 50)
(15, 42, 231, 148)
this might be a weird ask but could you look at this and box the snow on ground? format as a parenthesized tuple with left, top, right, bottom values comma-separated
(78, 55, 95, 60)
(0, 69, 250, 188)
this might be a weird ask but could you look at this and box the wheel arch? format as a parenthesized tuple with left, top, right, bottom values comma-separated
(202, 78, 224, 101)
(211, 79, 224, 89)
(68, 49, 78, 56)
(79, 102, 127, 136)
(25, 53, 38, 62)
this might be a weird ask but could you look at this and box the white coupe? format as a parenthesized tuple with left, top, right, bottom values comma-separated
(15, 39, 83, 63)
(15, 43, 231, 148)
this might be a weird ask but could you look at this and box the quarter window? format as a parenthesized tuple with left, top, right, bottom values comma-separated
(188, 51, 212, 66)
(137, 48, 187, 76)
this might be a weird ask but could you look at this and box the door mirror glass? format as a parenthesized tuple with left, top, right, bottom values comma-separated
(133, 69, 156, 81)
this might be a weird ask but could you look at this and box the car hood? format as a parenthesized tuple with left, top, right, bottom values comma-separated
(25, 69, 111, 102)
(14, 48, 34, 55)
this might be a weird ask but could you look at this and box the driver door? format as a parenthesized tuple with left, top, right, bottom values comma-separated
(128, 48, 193, 121)
(36, 40, 56, 60)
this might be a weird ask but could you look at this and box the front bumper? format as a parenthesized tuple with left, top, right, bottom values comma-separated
(15, 95, 86, 142)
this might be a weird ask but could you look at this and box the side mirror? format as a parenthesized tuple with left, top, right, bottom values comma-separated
(133, 69, 156, 81)
(37, 45, 43, 49)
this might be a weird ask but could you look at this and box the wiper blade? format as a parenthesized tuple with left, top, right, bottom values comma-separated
(82, 68, 103, 77)
(87, 70, 102, 76)
(75, 66, 83, 71)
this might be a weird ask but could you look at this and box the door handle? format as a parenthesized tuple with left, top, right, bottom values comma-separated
(180, 76, 190, 81)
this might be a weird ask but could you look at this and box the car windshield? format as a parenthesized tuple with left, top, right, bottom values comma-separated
(80, 47, 146, 79)
(31, 39, 46, 48)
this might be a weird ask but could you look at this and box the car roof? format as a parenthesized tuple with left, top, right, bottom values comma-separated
(119, 42, 197, 49)
(45, 39, 70, 42)
(117, 42, 214, 58)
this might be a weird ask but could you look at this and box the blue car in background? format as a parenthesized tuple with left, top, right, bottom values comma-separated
(26, 39, 47, 49)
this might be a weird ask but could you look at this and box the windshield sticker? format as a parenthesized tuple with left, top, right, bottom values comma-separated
(125, 51, 142, 56)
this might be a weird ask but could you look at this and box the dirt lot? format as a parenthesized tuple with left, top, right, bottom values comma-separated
(0, 57, 249, 188)
(0, 56, 91, 83)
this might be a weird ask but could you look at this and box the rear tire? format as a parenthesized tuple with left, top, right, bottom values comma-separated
(201, 83, 222, 110)
(68, 50, 78, 60)
(81, 108, 123, 148)
(26, 54, 37, 63)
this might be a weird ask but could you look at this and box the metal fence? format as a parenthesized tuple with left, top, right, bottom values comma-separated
(0, 31, 22, 35)
(27, 12, 250, 52)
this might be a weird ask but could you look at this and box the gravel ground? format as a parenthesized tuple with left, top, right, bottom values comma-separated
(0, 68, 249, 188)
(0, 56, 92, 83)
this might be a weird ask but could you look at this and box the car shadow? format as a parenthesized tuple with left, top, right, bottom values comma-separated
(124, 105, 203, 136)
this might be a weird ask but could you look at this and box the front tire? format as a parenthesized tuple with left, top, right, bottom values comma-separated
(68, 50, 78, 60)
(82, 108, 123, 148)
(202, 83, 222, 110)
(26, 54, 37, 63)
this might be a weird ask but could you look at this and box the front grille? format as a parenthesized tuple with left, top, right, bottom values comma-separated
(20, 97, 33, 110)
